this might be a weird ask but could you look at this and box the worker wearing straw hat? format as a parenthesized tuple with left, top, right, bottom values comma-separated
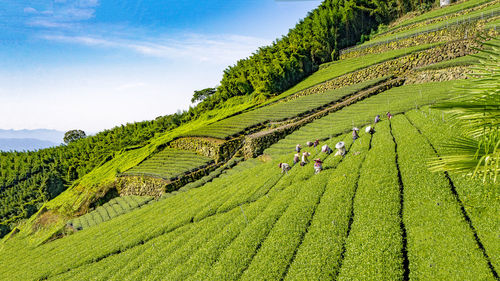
(279, 163, 291, 174)
(295, 144, 302, 153)
(365, 126, 375, 135)
(293, 152, 300, 164)
(313, 158, 323, 174)
(352, 127, 360, 140)
(374, 115, 381, 123)
(321, 144, 332, 154)
(301, 151, 311, 165)
(335, 141, 346, 156)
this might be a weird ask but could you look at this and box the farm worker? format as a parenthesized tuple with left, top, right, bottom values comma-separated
(293, 153, 300, 164)
(313, 159, 323, 174)
(279, 163, 291, 174)
(386, 112, 393, 119)
(374, 115, 380, 123)
(352, 127, 359, 140)
(306, 141, 313, 147)
(365, 126, 375, 135)
(302, 151, 311, 163)
(335, 141, 346, 156)
(313, 139, 319, 148)
(321, 144, 332, 154)
(295, 144, 302, 152)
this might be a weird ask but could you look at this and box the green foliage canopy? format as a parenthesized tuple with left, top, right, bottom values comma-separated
(63, 130, 86, 144)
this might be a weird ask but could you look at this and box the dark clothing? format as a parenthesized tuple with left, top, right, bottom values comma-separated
(352, 131, 359, 140)
(313, 140, 319, 147)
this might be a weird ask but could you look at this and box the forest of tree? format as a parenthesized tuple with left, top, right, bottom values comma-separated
(195, 0, 437, 112)
(0, 0, 438, 238)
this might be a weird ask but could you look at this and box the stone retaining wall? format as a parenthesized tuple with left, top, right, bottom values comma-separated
(405, 66, 472, 84)
(170, 137, 242, 163)
(341, 18, 497, 60)
(243, 78, 405, 158)
(116, 163, 220, 197)
(382, 0, 499, 38)
(292, 39, 479, 100)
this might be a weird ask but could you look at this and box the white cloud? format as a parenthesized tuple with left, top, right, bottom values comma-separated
(24, 0, 99, 29)
(28, 20, 72, 28)
(24, 7, 38, 14)
(41, 33, 271, 64)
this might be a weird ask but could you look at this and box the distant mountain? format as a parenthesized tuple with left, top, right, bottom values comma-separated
(0, 129, 64, 144)
(0, 138, 60, 151)
(0, 129, 64, 151)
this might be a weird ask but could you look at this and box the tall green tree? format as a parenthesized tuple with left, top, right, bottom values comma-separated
(191, 88, 216, 103)
(63, 130, 86, 144)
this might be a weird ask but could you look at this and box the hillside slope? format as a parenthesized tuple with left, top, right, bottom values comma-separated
(0, 0, 499, 280)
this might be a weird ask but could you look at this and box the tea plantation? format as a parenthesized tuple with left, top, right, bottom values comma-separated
(0, 0, 498, 280)
(122, 149, 214, 180)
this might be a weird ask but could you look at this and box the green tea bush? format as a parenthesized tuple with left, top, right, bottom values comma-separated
(391, 115, 494, 280)
(122, 148, 213, 180)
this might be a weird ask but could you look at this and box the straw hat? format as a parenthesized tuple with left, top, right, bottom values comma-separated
(314, 158, 323, 163)
(365, 126, 372, 133)
(335, 141, 345, 149)
(353, 127, 359, 131)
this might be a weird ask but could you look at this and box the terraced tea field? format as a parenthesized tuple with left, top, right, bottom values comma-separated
(182, 78, 386, 139)
(1, 76, 498, 280)
(264, 80, 463, 156)
(1, 2, 498, 280)
(122, 148, 214, 180)
(68, 196, 153, 230)
(360, 2, 500, 47)
(394, 0, 494, 28)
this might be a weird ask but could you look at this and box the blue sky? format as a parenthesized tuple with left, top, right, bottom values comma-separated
(0, 0, 321, 133)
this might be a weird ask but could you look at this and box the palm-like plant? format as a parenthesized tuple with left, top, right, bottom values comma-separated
(431, 36, 500, 183)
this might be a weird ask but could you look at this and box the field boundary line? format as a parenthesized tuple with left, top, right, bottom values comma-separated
(389, 120, 410, 281)
(280, 139, 357, 279)
(404, 113, 499, 279)
(331, 133, 373, 279)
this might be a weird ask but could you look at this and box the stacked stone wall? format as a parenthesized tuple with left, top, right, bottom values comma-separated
(243, 78, 404, 158)
(116, 163, 220, 197)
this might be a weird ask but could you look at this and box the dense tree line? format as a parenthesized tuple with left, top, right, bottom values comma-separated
(0, 0, 437, 238)
(0, 113, 191, 237)
(193, 0, 436, 111)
